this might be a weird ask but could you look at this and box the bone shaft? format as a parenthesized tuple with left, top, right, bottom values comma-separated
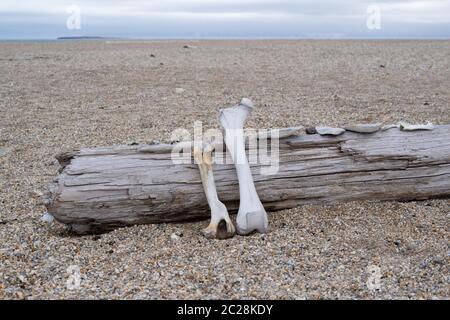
(224, 131, 258, 199)
(195, 156, 220, 207)
(224, 131, 247, 165)
(203, 169, 220, 206)
(234, 164, 258, 200)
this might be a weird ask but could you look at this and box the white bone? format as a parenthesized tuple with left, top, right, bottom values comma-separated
(344, 123, 382, 133)
(316, 126, 345, 136)
(193, 142, 235, 239)
(399, 121, 434, 131)
(381, 124, 400, 131)
(219, 98, 268, 235)
(41, 212, 54, 224)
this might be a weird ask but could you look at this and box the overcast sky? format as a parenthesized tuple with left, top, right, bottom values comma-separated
(1, 0, 449, 39)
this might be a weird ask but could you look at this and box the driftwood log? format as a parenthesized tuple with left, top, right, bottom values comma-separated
(44, 125, 450, 234)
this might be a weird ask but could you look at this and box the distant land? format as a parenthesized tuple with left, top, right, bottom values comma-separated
(57, 36, 118, 40)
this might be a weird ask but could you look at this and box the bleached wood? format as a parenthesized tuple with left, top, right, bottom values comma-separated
(44, 125, 450, 234)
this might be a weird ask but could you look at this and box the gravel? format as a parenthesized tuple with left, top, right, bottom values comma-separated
(0, 40, 449, 299)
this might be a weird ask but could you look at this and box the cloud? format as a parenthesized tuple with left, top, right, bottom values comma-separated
(1, 0, 448, 18)
(0, 0, 449, 38)
(378, 0, 450, 23)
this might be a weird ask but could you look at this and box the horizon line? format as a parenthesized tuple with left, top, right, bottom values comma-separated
(1, 36, 450, 41)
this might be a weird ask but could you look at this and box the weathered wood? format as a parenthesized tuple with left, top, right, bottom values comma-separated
(44, 125, 450, 234)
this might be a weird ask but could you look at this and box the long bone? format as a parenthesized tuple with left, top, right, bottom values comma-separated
(219, 98, 268, 235)
(193, 141, 235, 239)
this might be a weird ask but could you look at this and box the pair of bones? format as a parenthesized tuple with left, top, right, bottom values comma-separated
(194, 98, 268, 239)
(192, 100, 434, 239)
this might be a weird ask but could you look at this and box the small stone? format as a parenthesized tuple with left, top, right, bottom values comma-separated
(399, 121, 434, 131)
(175, 88, 185, 94)
(31, 189, 43, 197)
(170, 233, 181, 241)
(431, 256, 445, 265)
(41, 212, 54, 224)
(305, 127, 317, 134)
(0, 148, 8, 157)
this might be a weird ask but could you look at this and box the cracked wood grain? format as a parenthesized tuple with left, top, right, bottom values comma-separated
(44, 125, 450, 234)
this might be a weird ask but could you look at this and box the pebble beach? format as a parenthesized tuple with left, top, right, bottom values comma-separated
(0, 40, 449, 299)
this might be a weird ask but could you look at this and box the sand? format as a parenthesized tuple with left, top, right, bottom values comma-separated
(0, 40, 448, 299)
